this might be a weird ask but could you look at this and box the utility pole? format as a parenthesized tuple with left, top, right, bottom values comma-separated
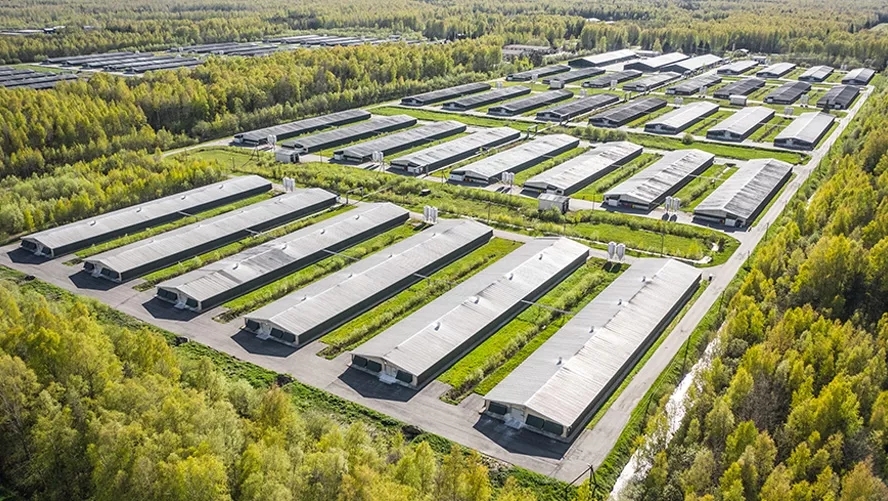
(589, 464, 598, 499)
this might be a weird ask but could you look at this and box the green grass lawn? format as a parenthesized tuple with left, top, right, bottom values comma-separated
(134, 205, 354, 291)
(748, 115, 794, 143)
(68, 191, 276, 262)
(183, 146, 271, 171)
(627, 132, 808, 164)
(572, 153, 662, 202)
(317, 237, 522, 358)
(215, 222, 423, 322)
(439, 259, 623, 402)
(625, 106, 674, 128)
(685, 110, 734, 136)
(371, 105, 536, 131)
(672, 164, 737, 210)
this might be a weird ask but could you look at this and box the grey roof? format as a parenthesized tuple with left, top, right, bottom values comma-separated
(665, 54, 723, 73)
(713, 77, 765, 98)
(333, 121, 466, 162)
(622, 72, 681, 91)
(352, 237, 590, 380)
(156, 203, 408, 304)
(84, 189, 336, 276)
(666, 74, 722, 95)
(798, 65, 833, 82)
(23, 176, 271, 254)
(756, 62, 796, 78)
(627, 52, 688, 71)
(569, 50, 638, 68)
(536, 94, 620, 121)
(842, 68, 875, 85)
(644, 101, 719, 133)
(488, 90, 573, 115)
(583, 70, 642, 88)
(695, 159, 792, 221)
(401, 82, 491, 105)
(485, 258, 701, 429)
(442, 86, 530, 110)
(235, 110, 371, 144)
(764, 81, 811, 104)
(588, 97, 667, 127)
(706, 107, 774, 138)
(816, 85, 860, 109)
(605, 149, 715, 206)
(716, 60, 759, 75)
(524, 142, 643, 194)
(507, 65, 571, 81)
(390, 128, 521, 171)
(774, 112, 835, 146)
(281, 115, 417, 152)
(451, 134, 580, 183)
(245, 219, 493, 339)
(543, 67, 605, 84)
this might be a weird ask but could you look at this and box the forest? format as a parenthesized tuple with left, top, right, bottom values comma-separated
(616, 83, 888, 500)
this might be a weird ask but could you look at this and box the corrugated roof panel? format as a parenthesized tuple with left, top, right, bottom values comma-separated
(716, 60, 759, 75)
(644, 101, 719, 132)
(774, 112, 834, 145)
(523, 142, 643, 194)
(334, 121, 466, 161)
(756, 62, 796, 78)
(401, 82, 491, 105)
(235, 109, 371, 144)
(281, 115, 417, 152)
(694, 159, 792, 221)
(390, 128, 521, 171)
(488, 90, 573, 115)
(605, 149, 714, 206)
(451, 134, 580, 183)
(706, 107, 774, 138)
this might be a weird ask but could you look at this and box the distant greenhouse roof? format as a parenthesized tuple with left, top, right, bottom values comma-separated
(695, 159, 792, 221)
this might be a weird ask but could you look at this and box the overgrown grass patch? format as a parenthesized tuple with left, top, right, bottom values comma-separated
(748, 115, 794, 143)
(685, 110, 734, 136)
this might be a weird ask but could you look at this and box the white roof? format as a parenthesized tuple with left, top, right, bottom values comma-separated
(576, 49, 637, 66)
(636, 52, 688, 69)
(157, 203, 408, 303)
(775, 112, 835, 145)
(605, 149, 714, 206)
(352, 238, 590, 379)
(24, 176, 271, 253)
(485, 259, 701, 428)
(451, 134, 579, 182)
(84, 189, 336, 275)
(524, 142, 642, 193)
(707, 107, 774, 137)
(644, 101, 719, 131)
(757, 62, 796, 77)
(694, 159, 792, 221)
(799, 65, 833, 81)
(716, 60, 758, 74)
(246, 219, 493, 340)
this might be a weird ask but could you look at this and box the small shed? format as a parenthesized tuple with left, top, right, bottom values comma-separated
(538, 193, 570, 214)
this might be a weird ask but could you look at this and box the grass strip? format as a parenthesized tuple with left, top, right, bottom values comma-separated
(69, 192, 275, 262)
(572, 153, 661, 202)
(439, 260, 623, 403)
(627, 132, 807, 164)
(133, 205, 353, 291)
(214, 222, 422, 322)
(672, 164, 736, 211)
(685, 110, 734, 136)
(317, 237, 522, 358)
(512, 147, 588, 185)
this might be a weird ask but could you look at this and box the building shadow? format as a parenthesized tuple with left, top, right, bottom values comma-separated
(141, 296, 201, 322)
(68, 270, 120, 291)
(472, 415, 571, 460)
(337, 366, 416, 403)
(5, 247, 50, 264)
(231, 329, 297, 357)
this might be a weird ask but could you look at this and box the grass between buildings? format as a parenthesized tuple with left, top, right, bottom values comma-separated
(748, 115, 794, 143)
(512, 146, 589, 186)
(685, 110, 734, 136)
(384, 131, 471, 160)
(672, 164, 737, 211)
(214, 221, 423, 322)
(625, 106, 674, 129)
(133, 205, 354, 291)
(439, 259, 623, 403)
(627, 132, 808, 164)
(316, 237, 522, 358)
(571, 153, 661, 202)
(67, 191, 276, 262)
(182, 146, 270, 170)
(370, 105, 537, 131)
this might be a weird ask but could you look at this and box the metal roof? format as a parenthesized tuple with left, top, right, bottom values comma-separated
(245, 219, 493, 341)
(333, 121, 466, 162)
(588, 97, 667, 127)
(352, 237, 590, 380)
(536, 94, 620, 121)
(507, 65, 571, 81)
(543, 67, 605, 84)
(774, 112, 835, 146)
(764, 81, 811, 104)
(488, 90, 573, 115)
(666, 74, 722, 95)
(524, 142, 643, 194)
(390, 128, 521, 171)
(605, 149, 715, 206)
(713, 77, 765, 98)
(695, 158, 792, 221)
(816, 85, 860, 109)
(484, 258, 701, 429)
(23, 176, 271, 254)
(235, 109, 371, 144)
(798, 65, 833, 82)
(706, 106, 774, 138)
(583, 70, 642, 88)
(84, 189, 336, 276)
(627, 52, 688, 71)
(644, 101, 719, 133)
(716, 60, 759, 75)
(842, 68, 875, 85)
(281, 115, 417, 152)
(450, 134, 580, 183)
(665, 54, 723, 73)
(156, 203, 407, 304)
(401, 82, 491, 105)
(442, 86, 530, 110)
(756, 62, 796, 78)
(622, 72, 681, 91)
(569, 50, 638, 67)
